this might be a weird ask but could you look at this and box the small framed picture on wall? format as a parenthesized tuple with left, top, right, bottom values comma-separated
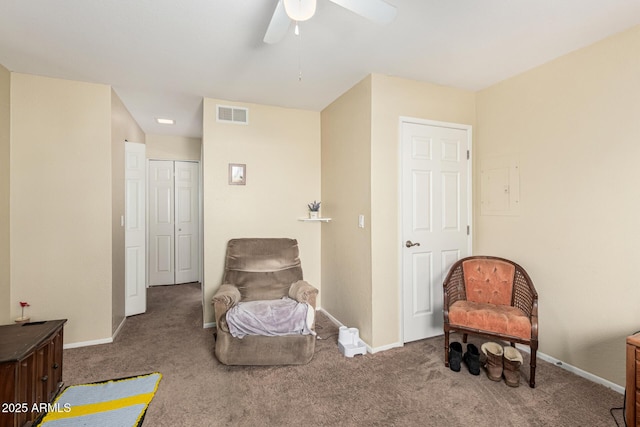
(229, 163, 246, 185)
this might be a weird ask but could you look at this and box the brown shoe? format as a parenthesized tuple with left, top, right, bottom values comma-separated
(503, 346, 523, 387)
(481, 342, 503, 381)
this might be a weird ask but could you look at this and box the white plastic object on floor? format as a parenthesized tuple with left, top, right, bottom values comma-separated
(338, 326, 367, 357)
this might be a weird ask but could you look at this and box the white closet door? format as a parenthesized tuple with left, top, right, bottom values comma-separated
(148, 160, 200, 286)
(148, 160, 175, 286)
(174, 161, 199, 284)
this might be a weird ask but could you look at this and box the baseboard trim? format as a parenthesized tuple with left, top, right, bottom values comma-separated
(63, 318, 124, 350)
(112, 317, 126, 340)
(317, 307, 341, 327)
(63, 337, 113, 350)
(203, 321, 215, 329)
(515, 344, 624, 394)
(319, 308, 624, 392)
(318, 308, 375, 354)
(370, 341, 403, 353)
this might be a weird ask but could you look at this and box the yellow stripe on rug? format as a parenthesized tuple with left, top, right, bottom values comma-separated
(42, 392, 156, 421)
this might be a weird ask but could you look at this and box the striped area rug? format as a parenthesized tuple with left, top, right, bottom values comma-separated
(35, 372, 162, 427)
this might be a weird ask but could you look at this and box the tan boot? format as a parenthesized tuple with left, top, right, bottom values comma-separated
(480, 342, 503, 381)
(503, 346, 523, 387)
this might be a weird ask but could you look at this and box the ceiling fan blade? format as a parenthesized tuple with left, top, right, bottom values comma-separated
(328, 0, 397, 25)
(264, 0, 292, 44)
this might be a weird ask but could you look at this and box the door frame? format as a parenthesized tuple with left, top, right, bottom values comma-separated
(397, 116, 473, 343)
(146, 158, 203, 287)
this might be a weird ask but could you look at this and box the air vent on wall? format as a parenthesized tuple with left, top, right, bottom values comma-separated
(217, 105, 249, 125)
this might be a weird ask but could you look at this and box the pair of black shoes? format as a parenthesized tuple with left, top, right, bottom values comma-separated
(449, 342, 480, 375)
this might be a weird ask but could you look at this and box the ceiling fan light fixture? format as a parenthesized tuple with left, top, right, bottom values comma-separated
(283, 0, 316, 22)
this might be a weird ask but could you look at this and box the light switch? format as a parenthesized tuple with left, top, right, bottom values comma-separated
(358, 214, 365, 228)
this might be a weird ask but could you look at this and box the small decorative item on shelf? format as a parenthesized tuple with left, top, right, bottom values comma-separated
(16, 301, 30, 324)
(307, 200, 321, 219)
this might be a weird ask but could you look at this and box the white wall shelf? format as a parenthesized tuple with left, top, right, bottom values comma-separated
(298, 217, 332, 223)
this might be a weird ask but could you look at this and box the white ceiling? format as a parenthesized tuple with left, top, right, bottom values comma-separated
(1, 0, 640, 138)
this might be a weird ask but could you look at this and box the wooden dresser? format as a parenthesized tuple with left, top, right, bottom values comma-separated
(626, 333, 640, 426)
(0, 319, 67, 427)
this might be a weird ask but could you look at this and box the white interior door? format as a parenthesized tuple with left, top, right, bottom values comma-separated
(148, 161, 175, 286)
(401, 120, 471, 342)
(174, 161, 199, 284)
(125, 142, 146, 316)
(148, 160, 200, 286)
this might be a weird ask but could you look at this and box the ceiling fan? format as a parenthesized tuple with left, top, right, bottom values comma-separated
(263, 0, 397, 44)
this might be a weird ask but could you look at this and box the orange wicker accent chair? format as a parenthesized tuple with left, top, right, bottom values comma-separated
(443, 256, 539, 387)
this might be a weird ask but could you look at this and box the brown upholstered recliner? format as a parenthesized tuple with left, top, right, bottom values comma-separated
(211, 238, 318, 365)
(443, 256, 539, 387)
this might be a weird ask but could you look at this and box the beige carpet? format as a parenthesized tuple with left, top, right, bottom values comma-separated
(63, 283, 624, 426)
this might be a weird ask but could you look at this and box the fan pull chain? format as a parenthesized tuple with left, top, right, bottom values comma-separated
(296, 21, 303, 81)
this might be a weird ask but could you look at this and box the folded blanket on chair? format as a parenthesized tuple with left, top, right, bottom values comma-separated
(226, 297, 315, 338)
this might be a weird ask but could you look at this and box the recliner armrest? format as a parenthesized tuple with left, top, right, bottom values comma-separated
(212, 284, 241, 307)
(289, 280, 318, 308)
(212, 284, 241, 332)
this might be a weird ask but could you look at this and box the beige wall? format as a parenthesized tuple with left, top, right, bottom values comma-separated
(10, 73, 113, 343)
(321, 74, 476, 349)
(321, 76, 373, 342)
(475, 25, 640, 386)
(146, 134, 201, 160)
(0, 64, 9, 324)
(111, 89, 145, 333)
(202, 98, 321, 325)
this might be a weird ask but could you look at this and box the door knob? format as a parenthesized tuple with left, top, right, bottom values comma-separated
(405, 240, 421, 248)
